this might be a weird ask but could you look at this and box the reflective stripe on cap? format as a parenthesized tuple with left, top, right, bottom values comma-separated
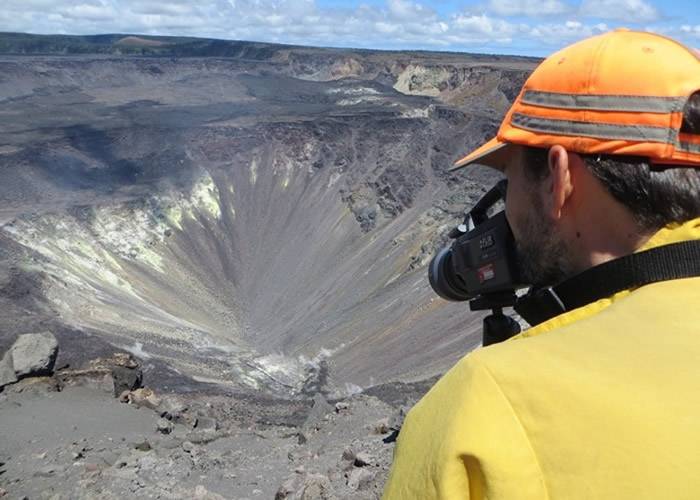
(521, 90, 686, 113)
(677, 140, 700, 154)
(511, 113, 675, 143)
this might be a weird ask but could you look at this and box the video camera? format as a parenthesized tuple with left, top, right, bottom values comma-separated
(428, 179, 525, 345)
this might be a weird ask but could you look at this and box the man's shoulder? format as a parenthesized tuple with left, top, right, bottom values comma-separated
(389, 277, 700, 500)
(472, 277, 700, 397)
(431, 275, 700, 402)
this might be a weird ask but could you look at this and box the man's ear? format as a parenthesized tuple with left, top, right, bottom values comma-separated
(546, 145, 575, 220)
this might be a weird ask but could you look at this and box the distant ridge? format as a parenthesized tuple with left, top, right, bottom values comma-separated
(114, 36, 170, 48)
(0, 32, 540, 62)
(0, 32, 296, 59)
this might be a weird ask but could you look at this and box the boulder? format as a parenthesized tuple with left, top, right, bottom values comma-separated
(0, 352, 17, 388)
(10, 331, 58, 378)
(57, 353, 142, 397)
(56, 368, 115, 394)
(111, 366, 142, 396)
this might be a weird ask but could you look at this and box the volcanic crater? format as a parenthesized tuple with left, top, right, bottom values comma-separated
(0, 38, 536, 397)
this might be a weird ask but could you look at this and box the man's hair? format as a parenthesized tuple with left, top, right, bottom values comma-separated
(522, 92, 700, 231)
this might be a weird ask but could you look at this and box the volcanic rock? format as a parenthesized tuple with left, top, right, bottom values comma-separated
(56, 368, 115, 394)
(373, 417, 390, 435)
(353, 451, 373, 467)
(341, 444, 355, 458)
(10, 331, 58, 378)
(276, 472, 337, 500)
(300, 473, 336, 499)
(126, 387, 162, 409)
(57, 353, 142, 397)
(0, 352, 17, 388)
(347, 467, 375, 491)
(111, 366, 143, 396)
(158, 396, 188, 422)
(7, 376, 60, 394)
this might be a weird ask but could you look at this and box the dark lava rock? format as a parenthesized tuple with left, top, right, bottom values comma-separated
(57, 353, 143, 397)
(111, 366, 143, 397)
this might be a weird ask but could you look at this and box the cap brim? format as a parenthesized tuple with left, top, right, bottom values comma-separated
(450, 137, 512, 172)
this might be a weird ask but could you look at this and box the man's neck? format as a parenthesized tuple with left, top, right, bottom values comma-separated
(570, 199, 652, 273)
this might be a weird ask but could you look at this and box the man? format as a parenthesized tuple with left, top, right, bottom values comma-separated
(383, 30, 700, 499)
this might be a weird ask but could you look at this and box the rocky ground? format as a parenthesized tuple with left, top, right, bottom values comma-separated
(0, 332, 420, 499)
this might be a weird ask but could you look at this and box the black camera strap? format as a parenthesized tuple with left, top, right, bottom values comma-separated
(515, 239, 700, 327)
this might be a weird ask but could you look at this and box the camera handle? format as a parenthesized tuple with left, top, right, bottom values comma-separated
(482, 309, 521, 346)
(469, 292, 521, 346)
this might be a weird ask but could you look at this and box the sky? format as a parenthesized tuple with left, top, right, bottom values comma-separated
(1, 0, 698, 57)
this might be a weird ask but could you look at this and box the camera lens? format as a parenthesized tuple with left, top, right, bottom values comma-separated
(428, 246, 473, 301)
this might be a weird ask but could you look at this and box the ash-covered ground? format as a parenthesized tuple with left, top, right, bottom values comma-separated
(0, 34, 535, 499)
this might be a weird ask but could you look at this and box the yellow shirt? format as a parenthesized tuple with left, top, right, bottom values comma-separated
(383, 218, 700, 499)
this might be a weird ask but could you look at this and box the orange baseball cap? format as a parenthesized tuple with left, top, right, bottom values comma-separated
(452, 29, 700, 171)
